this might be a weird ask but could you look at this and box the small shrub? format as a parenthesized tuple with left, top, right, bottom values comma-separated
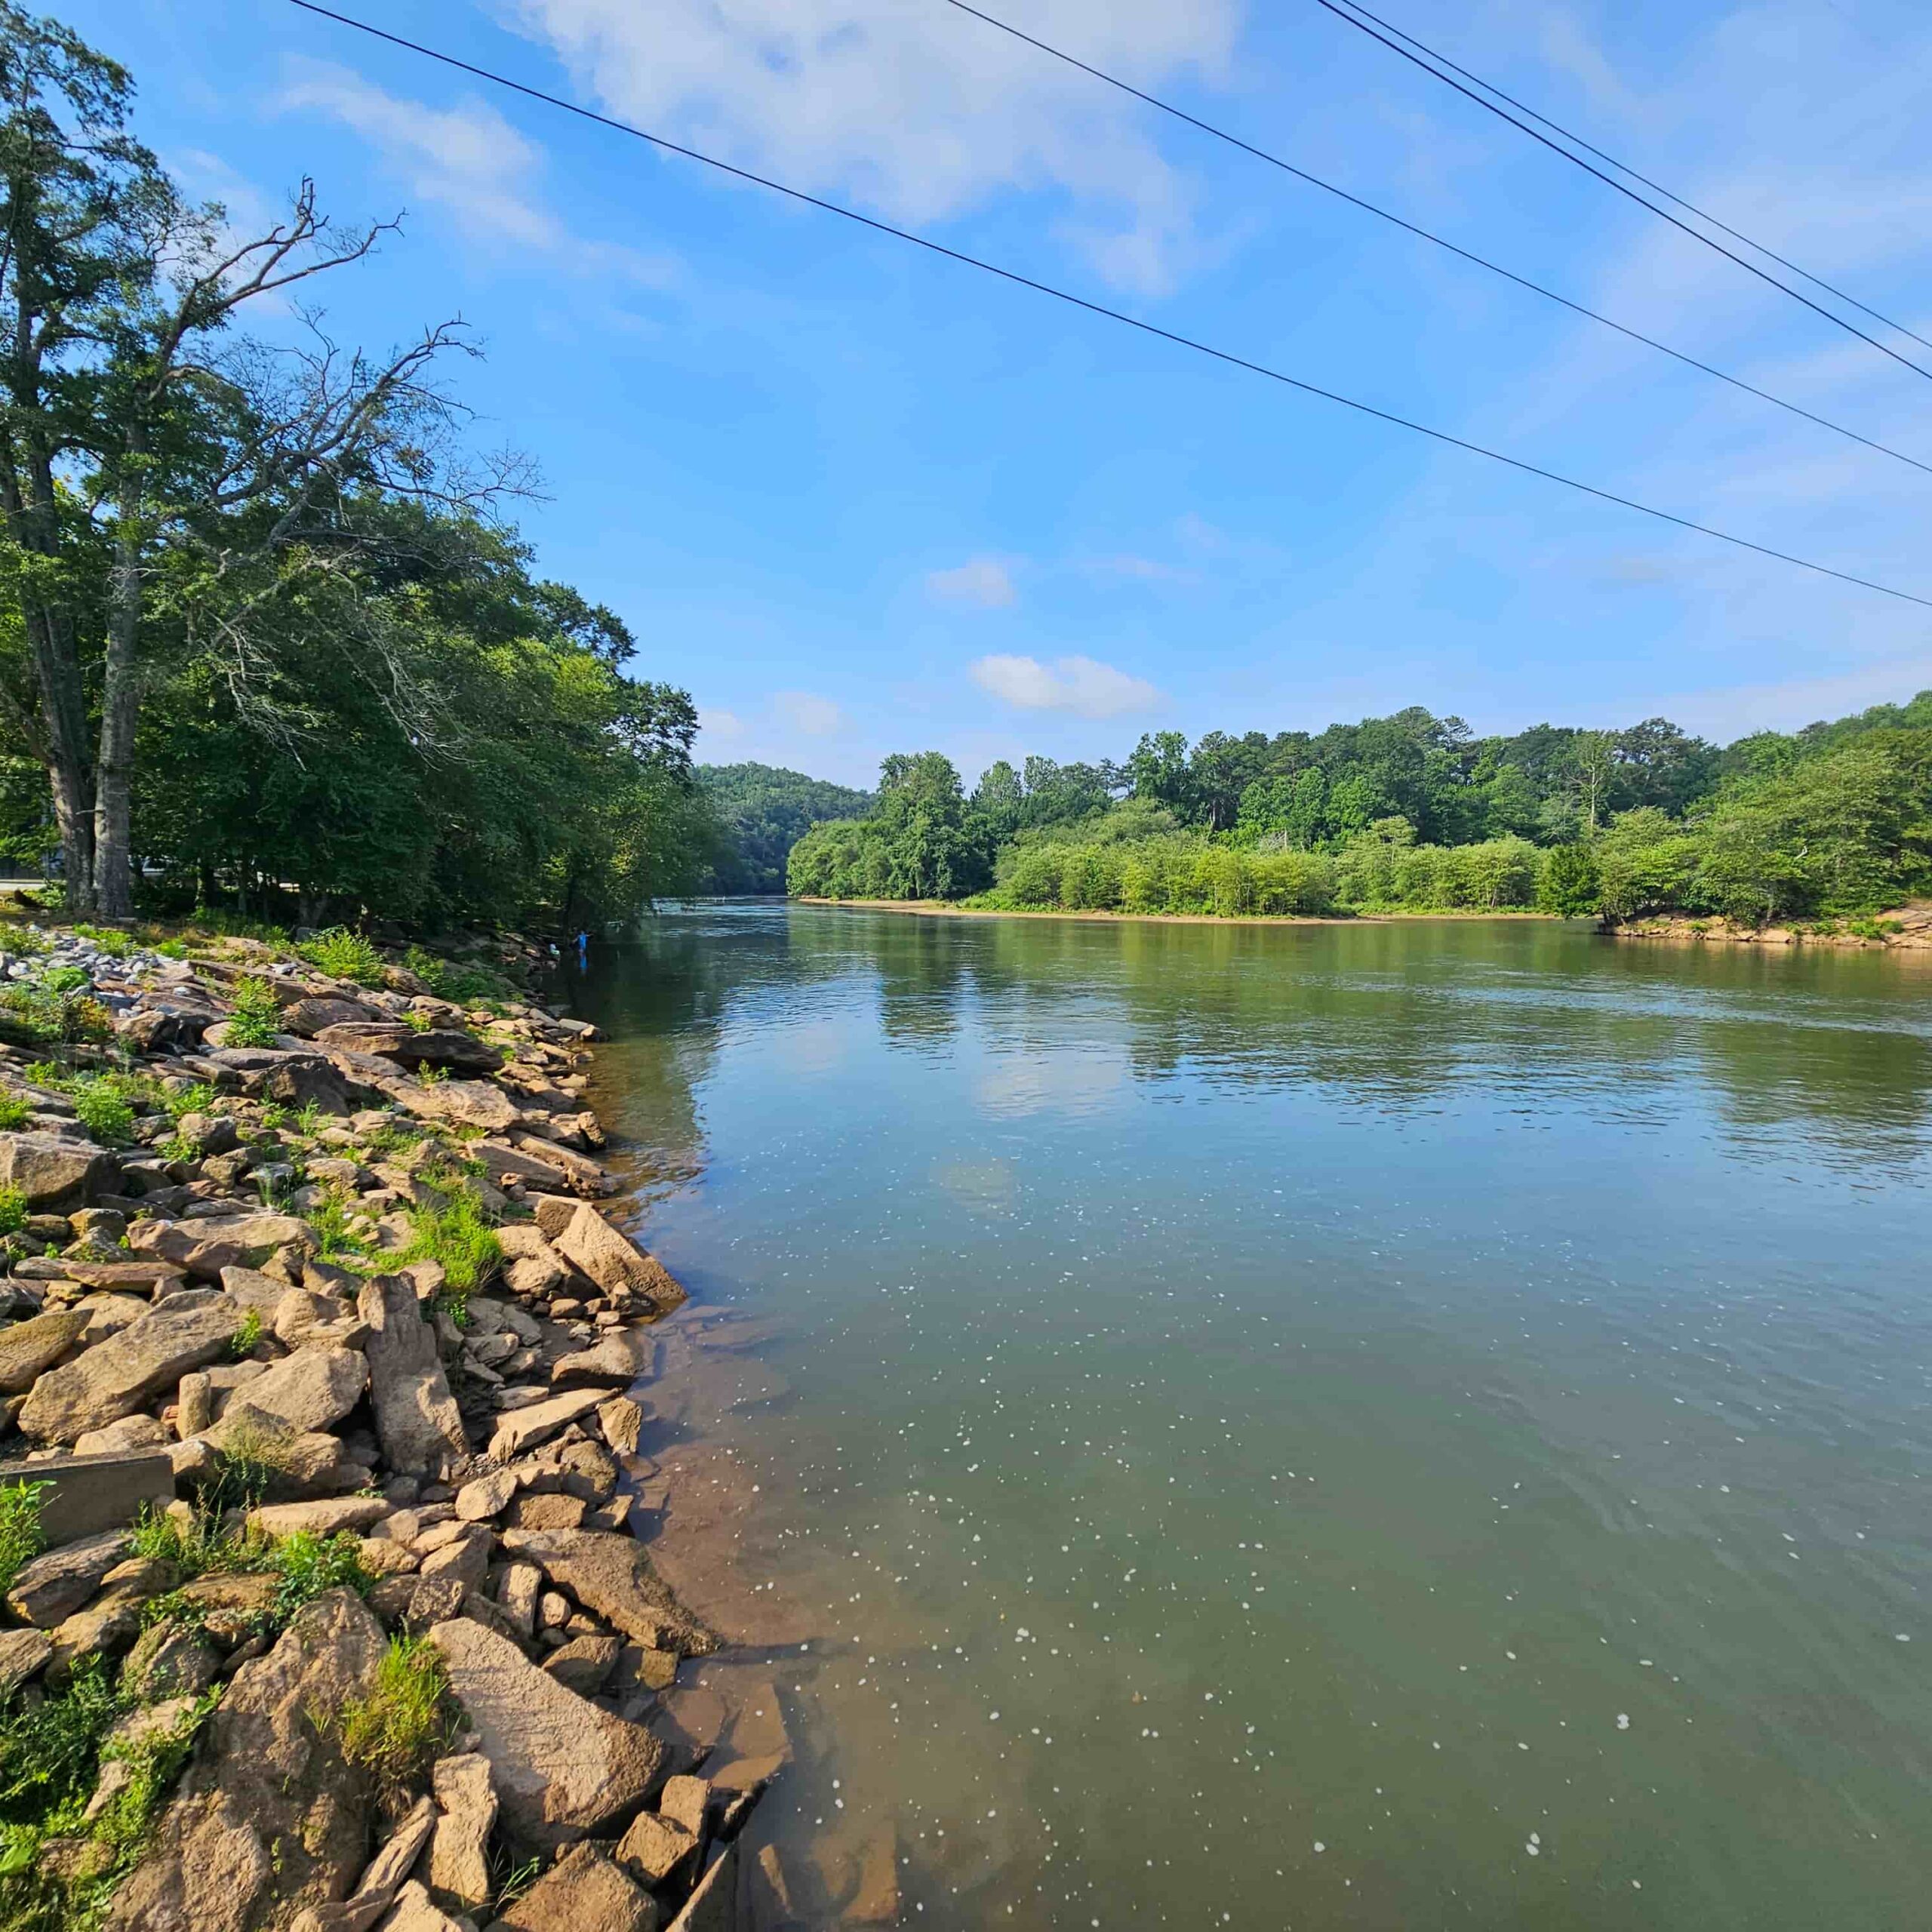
(300, 928, 385, 987)
(0, 924, 48, 956)
(402, 1009, 433, 1034)
(0, 1656, 121, 1823)
(0, 1095, 29, 1131)
(127, 1503, 246, 1581)
(0, 1188, 26, 1238)
(158, 1081, 217, 1123)
(264, 1531, 371, 1624)
(88, 1690, 217, 1847)
(0, 1481, 49, 1596)
(294, 1100, 327, 1137)
(415, 1064, 449, 1088)
(205, 1418, 297, 1512)
(72, 926, 131, 960)
(224, 978, 282, 1048)
(229, 1309, 264, 1358)
(337, 1635, 449, 1794)
(155, 939, 189, 960)
(69, 1078, 135, 1146)
(40, 966, 88, 995)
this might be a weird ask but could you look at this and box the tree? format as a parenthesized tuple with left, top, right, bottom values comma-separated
(1536, 843, 1600, 916)
(1564, 731, 1618, 832)
(1127, 731, 1193, 816)
(0, 7, 490, 915)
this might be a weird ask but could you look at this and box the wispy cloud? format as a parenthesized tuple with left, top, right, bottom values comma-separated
(278, 58, 675, 285)
(772, 690, 846, 736)
(927, 555, 1019, 608)
(505, 0, 1240, 294)
(970, 653, 1161, 718)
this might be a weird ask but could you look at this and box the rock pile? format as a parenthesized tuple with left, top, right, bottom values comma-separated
(0, 927, 797, 1931)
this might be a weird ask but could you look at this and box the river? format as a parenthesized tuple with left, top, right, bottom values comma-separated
(570, 904, 1932, 1930)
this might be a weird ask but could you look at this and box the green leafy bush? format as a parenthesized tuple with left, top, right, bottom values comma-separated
(68, 1078, 135, 1146)
(0, 1482, 49, 1595)
(393, 1189, 501, 1298)
(40, 966, 88, 995)
(0, 1188, 27, 1237)
(230, 1309, 264, 1357)
(300, 928, 385, 987)
(264, 1531, 371, 1623)
(223, 978, 282, 1048)
(0, 1096, 29, 1131)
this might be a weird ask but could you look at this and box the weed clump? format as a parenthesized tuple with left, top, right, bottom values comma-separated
(337, 1635, 448, 1795)
(223, 978, 282, 1048)
(300, 928, 385, 987)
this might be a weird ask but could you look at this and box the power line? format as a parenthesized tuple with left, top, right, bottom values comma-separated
(282, 1, 1932, 613)
(937, 0, 1932, 478)
(1328, 0, 1932, 358)
(1313, 0, 1932, 386)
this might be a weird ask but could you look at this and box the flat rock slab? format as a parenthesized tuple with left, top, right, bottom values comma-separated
(130, 1214, 313, 1280)
(225, 1344, 368, 1435)
(315, 1022, 502, 1073)
(392, 1078, 519, 1134)
(486, 1388, 605, 1462)
(110, 1589, 389, 1931)
(429, 1617, 664, 1851)
(498, 1529, 718, 1657)
(0, 1131, 118, 1211)
(550, 1331, 653, 1389)
(17, 1289, 237, 1443)
(0, 1447, 173, 1542)
(248, 1495, 392, 1539)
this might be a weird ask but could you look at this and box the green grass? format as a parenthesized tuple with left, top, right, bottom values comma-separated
(126, 1504, 248, 1582)
(70, 926, 131, 960)
(392, 1189, 501, 1301)
(156, 1081, 217, 1123)
(0, 1188, 26, 1238)
(263, 1531, 371, 1624)
(223, 977, 282, 1048)
(299, 928, 386, 987)
(0, 1482, 49, 1597)
(0, 1096, 29, 1131)
(402, 946, 511, 1005)
(336, 1635, 449, 1795)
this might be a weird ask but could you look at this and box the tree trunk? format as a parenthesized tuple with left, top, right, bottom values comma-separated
(91, 457, 144, 921)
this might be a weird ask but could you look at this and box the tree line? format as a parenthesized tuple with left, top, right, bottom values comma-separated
(787, 696, 1932, 928)
(0, 6, 713, 932)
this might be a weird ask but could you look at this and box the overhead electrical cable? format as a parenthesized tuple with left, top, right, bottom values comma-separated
(282, 1, 1932, 613)
(1323, 0, 1932, 358)
(1312, 0, 1932, 385)
(936, 0, 1932, 477)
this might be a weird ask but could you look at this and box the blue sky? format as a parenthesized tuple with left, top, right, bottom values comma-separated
(69, 0, 1932, 786)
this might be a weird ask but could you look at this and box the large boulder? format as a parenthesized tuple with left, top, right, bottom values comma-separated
(488, 1843, 657, 1932)
(17, 1289, 237, 1444)
(390, 1078, 519, 1134)
(358, 1275, 466, 1478)
(0, 1306, 88, 1393)
(201, 1046, 349, 1112)
(485, 1389, 605, 1462)
(428, 1617, 663, 1850)
(497, 1530, 717, 1657)
(108, 1590, 389, 1931)
(129, 1214, 315, 1280)
(280, 995, 380, 1037)
(0, 1131, 117, 1211)
(3, 1528, 128, 1626)
(550, 1331, 653, 1390)
(551, 1208, 685, 1315)
(221, 1345, 368, 1435)
(313, 1023, 502, 1075)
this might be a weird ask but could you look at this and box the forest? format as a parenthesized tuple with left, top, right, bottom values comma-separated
(0, 7, 713, 933)
(786, 696, 1932, 928)
(699, 764, 875, 894)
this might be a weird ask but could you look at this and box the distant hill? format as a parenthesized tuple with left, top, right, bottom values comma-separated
(699, 762, 877, 894)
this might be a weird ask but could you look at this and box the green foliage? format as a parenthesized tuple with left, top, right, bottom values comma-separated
(0, 1660, 122, 1826)
(787, 752, 992, 901)
(0, 1095, 28, 1131)
(71, 926, 131, 959)
(230, 1309, 264, 1357)
(224, 977, 283, 1048)
(0, 1188, 26, 1237)
(0, 1482, 49, 1596)
(699, 763, 877, 894)
(264, 1531, 371, 1623)
(40, 967, 88, 995)
(402, 1008, 433, 1033)
(1537, 843, 1601, 917)
(401, 946, 514, 1004)
(128, 1503, 245, 1580)
(68, 1077, 135, 1145)
(299, 927, 386, 986)
(392, 1189, 501, 1299)
(336, 1635, 450, 1795)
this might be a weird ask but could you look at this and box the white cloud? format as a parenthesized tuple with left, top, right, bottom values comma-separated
(697, 706, 746, 743)
(970, 653, 1160, 718)
(504, 0, 1241, 293)
(772, 690, 846, 736)
(279, 59, 674, 283)
(926, 555, 1018, 608)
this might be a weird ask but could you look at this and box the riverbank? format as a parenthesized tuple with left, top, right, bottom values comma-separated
(0, 916, 784, 1930)
(798, 895, 1555, 927)
(1605, 902, 1932, 948)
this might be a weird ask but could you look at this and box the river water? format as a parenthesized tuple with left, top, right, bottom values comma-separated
(571, 904, 1932, 1930)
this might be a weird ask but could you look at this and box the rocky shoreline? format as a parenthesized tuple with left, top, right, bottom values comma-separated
(1601, 902, 1932, 948)
(0, 921, 802, 1930)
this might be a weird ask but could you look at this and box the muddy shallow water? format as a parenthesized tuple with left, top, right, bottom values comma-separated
(577, 905, 1932, 1930)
